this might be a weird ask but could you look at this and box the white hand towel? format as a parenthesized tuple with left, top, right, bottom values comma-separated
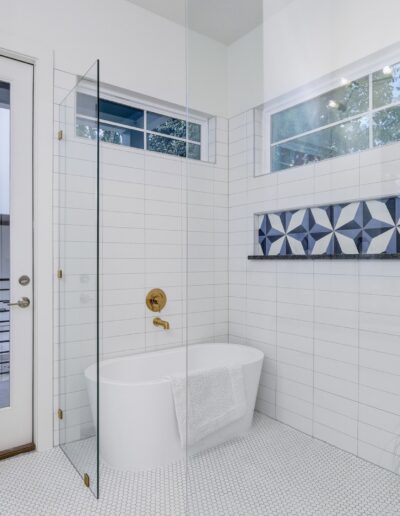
(170, 365, 247, 447)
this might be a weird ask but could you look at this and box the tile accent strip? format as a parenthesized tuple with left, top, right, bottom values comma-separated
(256, 196, 400, 258)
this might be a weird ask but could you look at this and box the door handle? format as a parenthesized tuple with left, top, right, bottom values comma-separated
(8, 297, 30, 308)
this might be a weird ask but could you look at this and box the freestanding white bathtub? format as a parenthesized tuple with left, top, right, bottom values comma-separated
(85, 343, 264, 472)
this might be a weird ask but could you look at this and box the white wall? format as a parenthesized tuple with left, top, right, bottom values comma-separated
(225, 0, 400, 475)
(0, 0, 228, 118)
(228, 0, 400, 117)
(53, 70, 229, 445)
(0, 0, 228, 447)
(228, 26, 264, 118)
(8, 0, 400, 122)
(229, 111, 400, 475)
(188, 31, 228, 116)
(6, 0, 400, 468)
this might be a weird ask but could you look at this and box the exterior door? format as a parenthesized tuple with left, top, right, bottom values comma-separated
(0, 56, 33, 452)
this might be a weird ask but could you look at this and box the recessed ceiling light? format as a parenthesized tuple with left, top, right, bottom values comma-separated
(340, 77, 350, 86)
(383, 65, 393, 75)
(328, 100, 339, 109)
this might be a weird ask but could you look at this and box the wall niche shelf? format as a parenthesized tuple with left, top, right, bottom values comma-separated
(248, 254, 400, 260)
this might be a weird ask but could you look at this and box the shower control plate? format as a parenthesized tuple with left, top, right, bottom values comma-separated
(146, 288, 167, 312)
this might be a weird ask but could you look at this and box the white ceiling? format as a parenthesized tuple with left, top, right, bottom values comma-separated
(126, 0, 295, 45)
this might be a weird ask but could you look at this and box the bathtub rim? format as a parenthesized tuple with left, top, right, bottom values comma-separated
(85, 343, 264, 388)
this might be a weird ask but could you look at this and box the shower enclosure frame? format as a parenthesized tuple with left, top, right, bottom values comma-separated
(57, 59, 100, 499)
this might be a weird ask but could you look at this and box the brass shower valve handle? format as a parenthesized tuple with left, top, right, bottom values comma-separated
(150, 297, 161, 310)
(146, 289, 170, 329)
(146, 288, 167, 313)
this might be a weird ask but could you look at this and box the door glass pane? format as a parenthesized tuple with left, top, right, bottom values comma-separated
(58, 61, 99, 498)
(0, 81, 10, 410)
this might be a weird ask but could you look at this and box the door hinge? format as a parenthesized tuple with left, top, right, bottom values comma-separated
(57, 269, 63, 279)
(57, 409, 63, 420)
(83, 473, 90, 488)
(57, 130, 63, 140)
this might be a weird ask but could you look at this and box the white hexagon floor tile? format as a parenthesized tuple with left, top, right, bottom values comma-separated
(1, 413, 400, 515)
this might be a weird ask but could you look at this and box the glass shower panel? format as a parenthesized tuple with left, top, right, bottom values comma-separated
(185, 1, 265, 512)
(58, 61, 100, 498)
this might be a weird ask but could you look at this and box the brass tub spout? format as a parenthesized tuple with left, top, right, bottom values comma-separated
(153, 317, 170, 330)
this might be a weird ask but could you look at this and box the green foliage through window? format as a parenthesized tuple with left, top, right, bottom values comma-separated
(272, 77, 369, 144)
(76, 93, 203, 160)
(271, 60, 400, 172)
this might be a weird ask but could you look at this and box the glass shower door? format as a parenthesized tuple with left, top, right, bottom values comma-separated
(57, 61, 100, 498)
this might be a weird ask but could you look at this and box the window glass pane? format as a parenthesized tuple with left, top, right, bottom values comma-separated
(373, 106, 400, 146)
(100, 98, 144, 128)
(373, 63, 400, 109)
(147, 134, 186, 157)
(271, 117, 369, 172)
(0, 81, 10, 109)
(76, 117, 144, 149)
(77, 97, 204, 160)
(188, 122, 201, 142)
(77, 93, 144, 128)
(147, 112, 186, 139)
(271, 77, 369, 143)
(76, 93, 97, 118)
(188, 142, 201, 160)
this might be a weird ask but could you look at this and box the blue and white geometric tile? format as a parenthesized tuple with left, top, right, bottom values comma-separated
(285, 209, 309, 255)
(259, 209, 308, 256)
(258, 212, 285, 256)
(331, 202, 363, 255)
(258, 195, 400, 258)
(309, 206, 333, 255)
(362, 197, 400, 254)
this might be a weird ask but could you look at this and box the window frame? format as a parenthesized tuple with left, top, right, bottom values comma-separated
(259, 45, 400, 176)
(75, 84, 209, 161)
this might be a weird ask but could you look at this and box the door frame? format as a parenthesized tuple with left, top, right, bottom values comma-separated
(0, 33, 54, 452)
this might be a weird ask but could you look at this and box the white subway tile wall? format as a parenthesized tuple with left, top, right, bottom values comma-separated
(229, 109, 400, 475)
(53, 70, 229, 446)
(53, 69, 400, 477)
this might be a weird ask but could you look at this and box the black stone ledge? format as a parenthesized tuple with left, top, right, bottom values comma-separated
(248, 254, 400, 260)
